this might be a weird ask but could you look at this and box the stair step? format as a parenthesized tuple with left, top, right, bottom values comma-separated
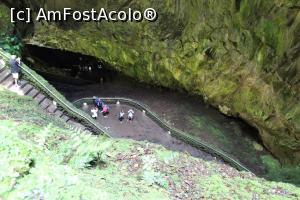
(0, 65, 8, 70)
(20, 81, 28, 89)
(40, 98, 52, 109)
(0, 67, 88, 134)
(34, 93, 46, 104)
(68, 120, 86, 130)
(0, 65, 88, 134)
(0, 66, 6, 73)
(19, 80, 28, 88)
(26, 88, 39, 98)
(61, 115, 70, 122)
(0, 70, 11, 83)
(1, 74, 14, 88)
(47, 104, 58, 113)
(54, 110, 63, 117)
(21, 84, 34, 95)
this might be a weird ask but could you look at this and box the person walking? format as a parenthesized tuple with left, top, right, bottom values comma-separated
(93, 96, 104, 109)
(101, 104, 109, 117)
(118, 110, 125, 122)
(91, 107, 99, 119)
(9, 55, 21, 87)
(128, 109, 135, 122)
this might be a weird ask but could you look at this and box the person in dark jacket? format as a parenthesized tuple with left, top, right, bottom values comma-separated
(93, 96, 104, 109)
(9, 55, 21, 87)
(118, 110, 125, 122)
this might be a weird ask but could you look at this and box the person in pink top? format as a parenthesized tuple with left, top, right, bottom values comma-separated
(101, 104, 109, 117)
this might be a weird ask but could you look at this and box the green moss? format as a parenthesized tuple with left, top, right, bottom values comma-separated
(1, 85, 300, 199)
(0, 3, 11, 33)
(0, 87, 170, 199)
(188, 115, 233, 148)
(233, 85, 271, 121)
(261, 155, 300, 186)
(155, 150, 178, 162)
(0, 3, 22, 56)
(19, 0, 300, 166)
(253, 142, 264, 151)
(197, 173, 300, 199)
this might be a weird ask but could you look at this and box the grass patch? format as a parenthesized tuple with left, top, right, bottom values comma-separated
(261, 155, 300, 186)
(0, 87, 300, 199)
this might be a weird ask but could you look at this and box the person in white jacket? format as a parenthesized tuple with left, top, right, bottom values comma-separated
(91, 107, 98, 119)
(128, 109, 134, 122)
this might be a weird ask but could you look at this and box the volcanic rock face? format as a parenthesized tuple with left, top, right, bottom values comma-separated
(3, 0, 300, 165)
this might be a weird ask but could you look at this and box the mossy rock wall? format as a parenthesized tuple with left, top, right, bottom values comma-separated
(0, 3, 11, 33)
(2, 0, 300, 165)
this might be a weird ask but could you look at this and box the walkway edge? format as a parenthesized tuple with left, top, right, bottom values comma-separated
(0, 49, 250, 172)
(74, 97, 251, 172)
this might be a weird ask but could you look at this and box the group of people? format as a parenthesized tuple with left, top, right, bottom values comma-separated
(91, 97, 135, 122)
(118, 108, 135, 122)
(91, 96, 110, 119)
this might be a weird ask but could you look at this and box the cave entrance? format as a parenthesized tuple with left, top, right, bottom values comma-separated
(23, 44, 117, 84)
(22, 44, 274, 177)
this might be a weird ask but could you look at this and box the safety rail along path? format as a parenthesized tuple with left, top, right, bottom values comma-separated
(0, 49, 110, 137)
(74, 97, 251, 172)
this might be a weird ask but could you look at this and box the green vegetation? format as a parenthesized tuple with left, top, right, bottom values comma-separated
(0, 0, 299, 197)
(188, 114, 300, 185)
(187, 115, 230, 147)
(261, 155, 300, 186)
(0, 34, 22, 56)
(18, 0, 300, 166)
(0, 3, 10, 33)
(1, 86, 300, 199)
(73, 97, 249, 171)
(0, 49, 108, 136)
(0, 3, 22, 56)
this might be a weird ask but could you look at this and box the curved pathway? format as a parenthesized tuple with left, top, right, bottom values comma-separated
(80, 102, 213, 160)
(0, 49, 249, 172)
(74, 98, 250, 172)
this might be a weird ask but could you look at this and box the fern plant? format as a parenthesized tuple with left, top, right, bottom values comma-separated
(0, 33, 23, 56)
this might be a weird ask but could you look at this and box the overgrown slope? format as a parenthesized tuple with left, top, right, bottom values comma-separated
(0, 2, 22, 56)
(1, 87, 300, 199)
(3, 0, 298, 165)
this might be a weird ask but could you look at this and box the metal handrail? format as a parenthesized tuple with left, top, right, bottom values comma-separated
(74, 97, 251, 172)
(0, 49, 110, 137)
(0, 49, 250, 172)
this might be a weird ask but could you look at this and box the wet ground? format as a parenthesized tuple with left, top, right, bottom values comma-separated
(23, 45, 271, 175)
(81, 103, 214, 161)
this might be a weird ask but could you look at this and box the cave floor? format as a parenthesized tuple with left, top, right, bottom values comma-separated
(49, 74, 270, 175)
(81, 103, 214, 161)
